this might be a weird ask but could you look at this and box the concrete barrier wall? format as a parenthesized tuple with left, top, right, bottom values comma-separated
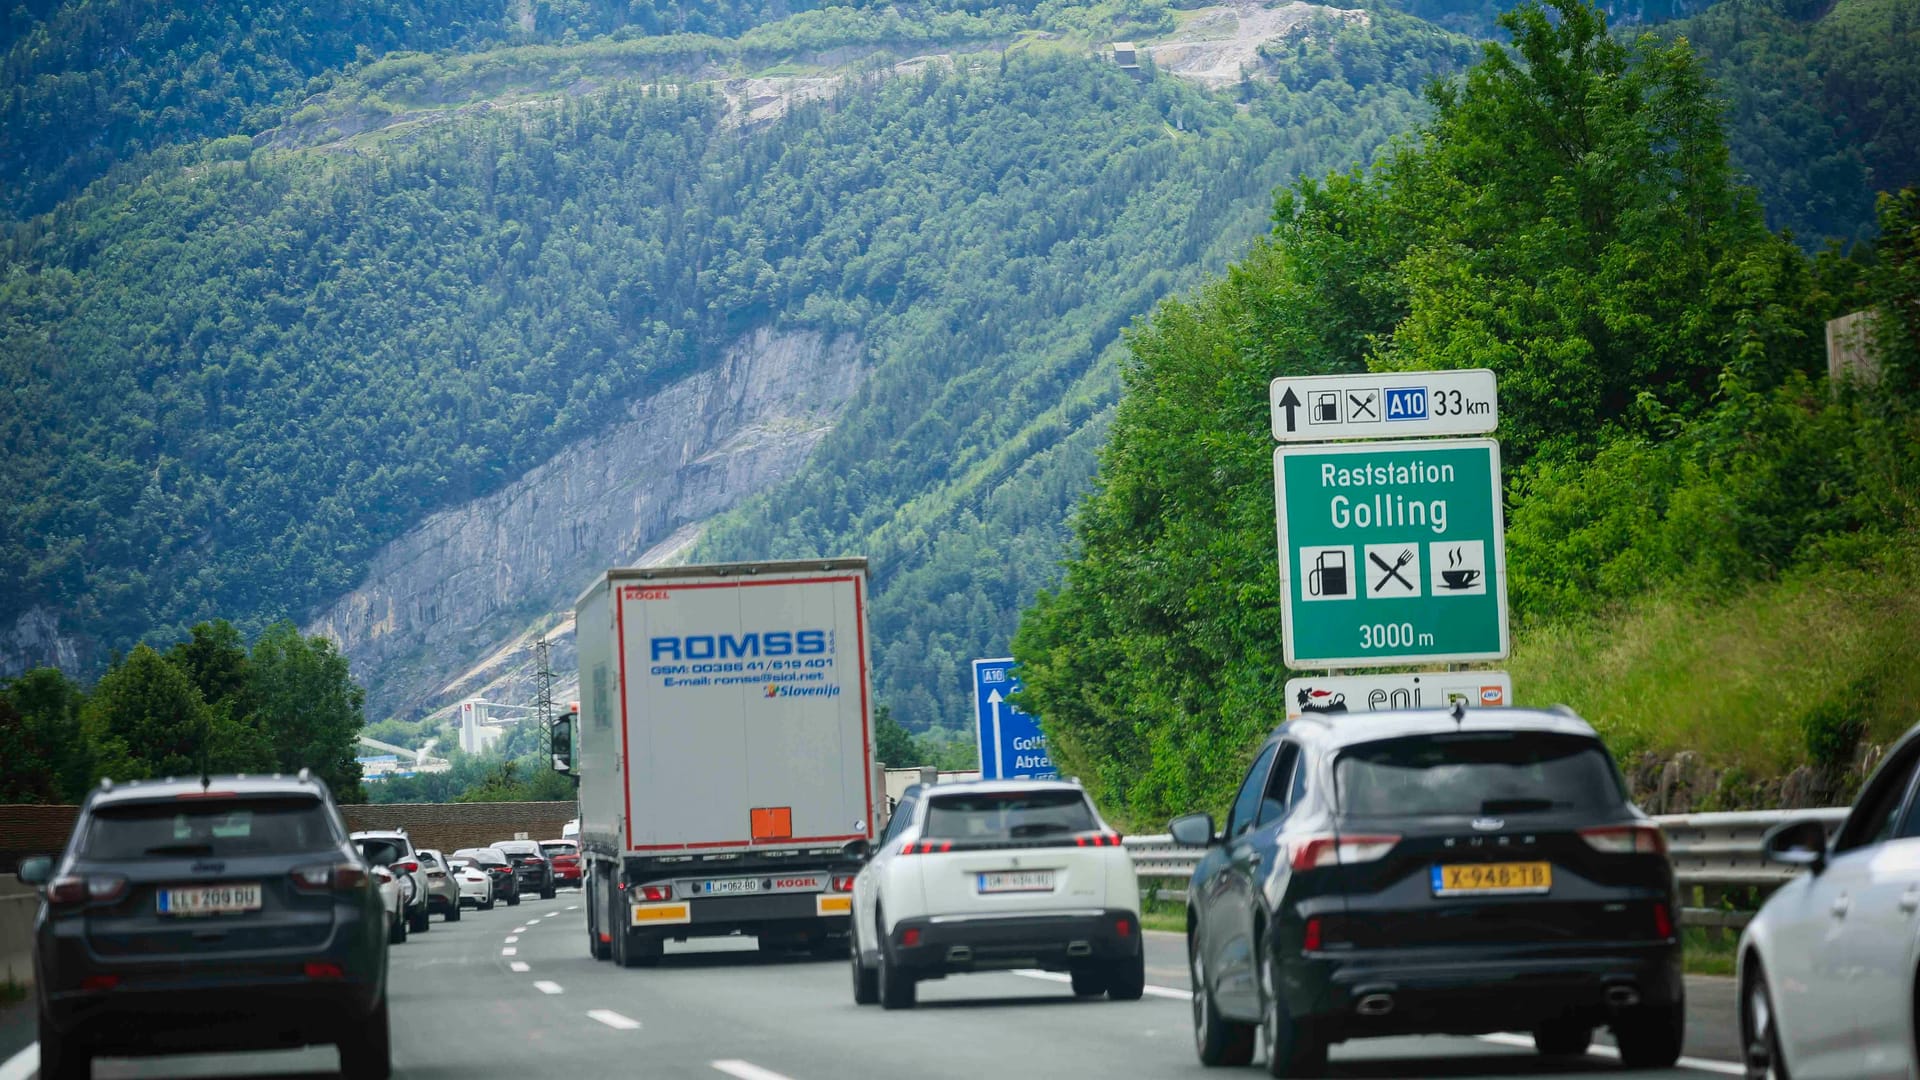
(2, 891, 35, 989)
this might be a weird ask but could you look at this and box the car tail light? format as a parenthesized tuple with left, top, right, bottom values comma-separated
(524, 857, 545, 865)
(1578, 824, 1667, 856)
(303, 961, 344, 980)
(1652, 902, 1674, 939)
(1115, 916, 1133, 939)
(901, 928, 922, 947)
(395, 860, 419, 874)
(80, 974, 120, 992)
(902, 840, 953, 855)
(830, 875, 856, 892)
(48, 874, 127, 906)
(1303, 916, 1323, 952)
(1288, 834, 1401, 871)
(640, 884, 673, 902)
(1073, 832, 1124, 847)
(292, 863, 368, 892)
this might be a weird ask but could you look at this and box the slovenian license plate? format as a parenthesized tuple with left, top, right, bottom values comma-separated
(157, 883, 263, 916)
(977, 870, 1055, 894)
(1430, 861, 1551, 896)
(700, 878, 762, 895)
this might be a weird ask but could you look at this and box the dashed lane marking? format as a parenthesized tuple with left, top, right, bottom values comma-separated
(513, 926, 528, 933)
(505, 935, 520, 943)
(535, 981, 564, 995)
(711, 1060, 795, 1080)
(0, 1045, 37, 1080)
(587, 1009, 642, 1030)
(510, 961, 530, 972)
(567, 905, 580, 911)
(1012, 969, 1193, 1002)
(502, 947, 517, 956)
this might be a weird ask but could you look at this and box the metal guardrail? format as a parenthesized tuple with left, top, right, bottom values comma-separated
(1124, 808, 1851, 932)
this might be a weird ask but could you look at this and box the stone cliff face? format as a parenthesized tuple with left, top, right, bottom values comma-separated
(306, 327, 866, 722)
(1, 607, 86, 677)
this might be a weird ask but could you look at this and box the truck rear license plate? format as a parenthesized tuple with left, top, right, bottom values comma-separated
(977, 871, 1055, 894)
(158, 883, 262, 916)
(1430, 861, 1551, 896)
(700, 878, 761, 895)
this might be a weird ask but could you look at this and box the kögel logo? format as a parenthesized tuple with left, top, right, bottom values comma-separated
(773, 877, 819, 889)
(651, 630, 829, 661)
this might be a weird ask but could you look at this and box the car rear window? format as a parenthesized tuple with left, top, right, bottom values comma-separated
(541, 842, 577, 856)
(456, 849, 508, 866)
(922, 790, 1096, 840)
(356, 838, 407, 865)
(83, 797, 338, 859)
(1335, 732, 1627, 818)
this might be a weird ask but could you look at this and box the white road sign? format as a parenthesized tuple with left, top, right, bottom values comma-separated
(1284, 671, 1513, 719)
(1271, 369, 1499, 442)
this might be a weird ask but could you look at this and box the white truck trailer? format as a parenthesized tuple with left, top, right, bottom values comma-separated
(555, 559, 879, 966)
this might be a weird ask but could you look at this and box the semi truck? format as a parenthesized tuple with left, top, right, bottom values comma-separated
(553, 559, 880, 967)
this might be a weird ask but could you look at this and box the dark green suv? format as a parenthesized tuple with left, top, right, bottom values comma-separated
(16, 771, 391, 1080)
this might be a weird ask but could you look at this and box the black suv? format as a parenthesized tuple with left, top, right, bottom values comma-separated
(1172, 707, 1682, 1076)
(16, 772, 391, 1080)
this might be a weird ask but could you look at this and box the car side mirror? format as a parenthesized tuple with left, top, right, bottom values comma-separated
(1763, 818, 1828, 874)
(1169, 813, 1218, 848)
(16, 855, 52, 886)
(842, 839, 871, 861)
(551, 717, 573, 773)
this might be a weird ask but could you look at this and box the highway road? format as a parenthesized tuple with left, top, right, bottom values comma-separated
(0, 894, 1748, 1079)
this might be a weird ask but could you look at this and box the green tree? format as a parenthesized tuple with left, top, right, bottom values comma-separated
(0, 695, 56, 802)
(247, 623, 368, 802)
(873, 704, 922, 768)
(2, 668, 93, 802)
(79, 645, 269, 782)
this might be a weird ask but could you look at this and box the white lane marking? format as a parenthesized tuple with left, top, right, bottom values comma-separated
(711, 1061, 796, 1080)
(513, 926, 528, 933)
(510, 961, 530, 973)
(1012, 968, 1192, 1001)
(1473, 1033, 1743, 1075)
(587, 1009, 642, 1030)
(502, 947, 517, 956)
(0, 1044, 38, 1080)
(505, 935, 520, 943)
(534, 981, 564, 995)
(567, 905, 580, 911)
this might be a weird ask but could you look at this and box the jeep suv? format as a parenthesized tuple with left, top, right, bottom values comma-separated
(16, 772, 391, 1080)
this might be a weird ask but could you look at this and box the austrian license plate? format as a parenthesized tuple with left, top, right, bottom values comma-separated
(699, 878, 761, 896)
(157, 883, 263, 916)
(977, 870, 1055, 894)
(1430, 862, 1551, 896)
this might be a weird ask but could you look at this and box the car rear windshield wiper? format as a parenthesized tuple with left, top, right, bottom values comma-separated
(1480, 798, 1558, 814)
(142, 843, 216, 856)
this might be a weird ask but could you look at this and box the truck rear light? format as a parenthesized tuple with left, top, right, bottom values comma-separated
(303, 961, 344, 980)
(900, 928, 922, 947)
(1288, 834, 1400, 871)
(1578, 824, 1668, 856)
(1073, 832, 1123, 847)
(640, 884, 673, 901)
(831, 875, 856, 892)
(1303, 916, 1323, 951)
(292, 863, 368, 892)
(1115, 916, 1133, 939)
(902, 840, 953, 855)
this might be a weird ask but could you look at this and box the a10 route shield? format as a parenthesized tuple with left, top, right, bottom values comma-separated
(1274, 438, 1509, 668)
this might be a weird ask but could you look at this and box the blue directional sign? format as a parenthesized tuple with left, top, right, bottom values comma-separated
(971, 658, 1056, 780)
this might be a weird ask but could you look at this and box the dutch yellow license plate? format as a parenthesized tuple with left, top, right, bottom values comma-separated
(1431, 861, 1551, 896)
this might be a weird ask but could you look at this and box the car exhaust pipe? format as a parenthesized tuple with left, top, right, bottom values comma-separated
(946, 946, 973, 964)
(1605, 986, 1641, 1009)
(1066, 941, 1093, 958)
(1355, 993, 1395, 1017)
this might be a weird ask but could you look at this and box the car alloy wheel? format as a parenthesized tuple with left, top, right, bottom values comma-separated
(1189, 927, 1255, 1066)
(1261, 945, 1324, 1076)
(1744, 969, 1788, 1080)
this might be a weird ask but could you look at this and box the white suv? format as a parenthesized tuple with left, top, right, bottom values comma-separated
(849, 779, 1144, 1009)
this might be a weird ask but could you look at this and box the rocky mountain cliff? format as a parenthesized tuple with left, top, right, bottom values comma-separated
(307, 327, 864, 723)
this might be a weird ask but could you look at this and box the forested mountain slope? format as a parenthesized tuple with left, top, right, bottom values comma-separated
(1, 6, 1473, 741)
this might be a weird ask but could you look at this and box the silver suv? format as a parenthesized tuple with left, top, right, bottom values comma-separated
(351, 829, 431, 935)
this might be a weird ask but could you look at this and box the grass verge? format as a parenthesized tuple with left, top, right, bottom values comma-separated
(0, 978, 25, 1007)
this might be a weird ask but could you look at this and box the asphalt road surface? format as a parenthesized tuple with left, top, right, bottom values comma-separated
(0, 894, 1748, 1079)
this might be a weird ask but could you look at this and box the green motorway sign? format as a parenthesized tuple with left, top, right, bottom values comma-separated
(1274, 438, 1509, 668)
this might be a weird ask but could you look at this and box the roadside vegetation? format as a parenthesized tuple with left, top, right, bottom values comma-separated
(0, 622, 367, 803)
(1014, 0, 1920, 829)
